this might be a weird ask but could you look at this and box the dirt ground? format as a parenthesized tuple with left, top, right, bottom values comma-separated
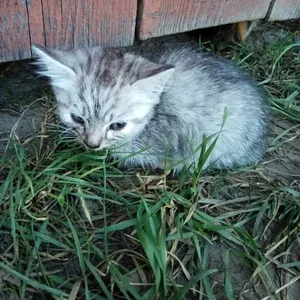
(0, 22, 299, 299)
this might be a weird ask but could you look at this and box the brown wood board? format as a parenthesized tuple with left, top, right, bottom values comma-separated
(41, 0, 137, 49)
(0, 0, 137, 62)
(0, 0, 31, 62)
(269, 0, 300, 20)
(137, 0, 273, 40)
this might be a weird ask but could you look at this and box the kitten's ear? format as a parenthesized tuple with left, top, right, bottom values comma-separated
(133, 63, 175, 95)
(32, 44, 76, 90)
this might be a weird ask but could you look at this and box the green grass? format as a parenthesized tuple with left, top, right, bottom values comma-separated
(0, 24, 300, 299)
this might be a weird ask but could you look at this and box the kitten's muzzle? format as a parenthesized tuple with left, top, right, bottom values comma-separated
(84, 141, 100, 149)
(83, 132, 105, 150)
(84, 137, 102, 150)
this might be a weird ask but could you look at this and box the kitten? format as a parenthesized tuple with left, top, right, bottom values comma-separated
(32, 44, 269, 172)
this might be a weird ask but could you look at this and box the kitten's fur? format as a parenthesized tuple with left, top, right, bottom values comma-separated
(32, 45, 269, 172)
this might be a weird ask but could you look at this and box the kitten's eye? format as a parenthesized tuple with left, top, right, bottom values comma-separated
(109, 122, 127, 131)
(71, 113, 85, 125)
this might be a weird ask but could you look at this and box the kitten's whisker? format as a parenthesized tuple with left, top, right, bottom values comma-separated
(46, 123, 70, 131)
(60, 135, 76, 139)
(60, 127, 73, 133)
(46, 122, 65, 127)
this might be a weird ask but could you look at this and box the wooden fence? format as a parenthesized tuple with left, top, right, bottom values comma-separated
(1, 0, 299, 63)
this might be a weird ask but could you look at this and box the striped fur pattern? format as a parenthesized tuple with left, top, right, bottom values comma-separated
(32, 45, 269, 172)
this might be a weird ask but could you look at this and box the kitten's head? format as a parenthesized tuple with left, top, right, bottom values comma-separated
(32, 45, 174, 150)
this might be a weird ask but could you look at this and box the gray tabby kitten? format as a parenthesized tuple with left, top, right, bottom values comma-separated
(32, 45, 269, 172)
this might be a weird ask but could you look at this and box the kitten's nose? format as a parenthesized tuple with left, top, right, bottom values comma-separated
(84, 138, 101, 149)
(85, 134, 102, 149)
(84, 141, 100, 149)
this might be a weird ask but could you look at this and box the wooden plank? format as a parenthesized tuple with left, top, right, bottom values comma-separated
(0, 0, 31, 62)
(26, 0, 45, 47)
(41, 0, 64, 49)
(137, 0, 273, 40)
(269, 0, 300, 20)
(1, 0, 137, 62)
(41, 0, 137, 49)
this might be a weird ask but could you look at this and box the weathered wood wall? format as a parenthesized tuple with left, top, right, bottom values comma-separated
(0, 1, 31, 62)
(137, 0, 273, 40)
(39, 0, 137, 49)
(0, 0, 299, 63)
(269, 0, 300, 20)
(0, 0, 137, 62)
